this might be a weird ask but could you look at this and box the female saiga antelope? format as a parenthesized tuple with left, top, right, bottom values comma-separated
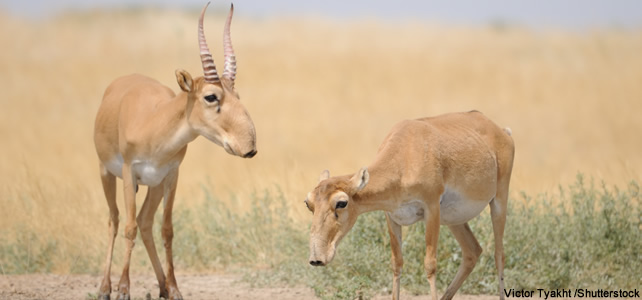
(305, 111, 514, 300)
(93, 3, 256, 300)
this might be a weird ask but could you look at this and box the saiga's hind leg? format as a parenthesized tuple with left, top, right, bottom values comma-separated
(441, 223, 482, 300)
(491, 185, 509, 300)
(493, 130, 514, 300)
(98, 163, 119, 300)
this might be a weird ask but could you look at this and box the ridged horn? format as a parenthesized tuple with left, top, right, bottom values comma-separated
(222, 3, 237, 83)
(199, 2, 219, 83)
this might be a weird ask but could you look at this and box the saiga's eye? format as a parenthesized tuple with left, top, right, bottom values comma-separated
(204, 94, 221, 112)
(204, 94, 218, 103)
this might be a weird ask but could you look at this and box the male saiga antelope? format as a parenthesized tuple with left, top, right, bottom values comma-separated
(93, 3, 256, 300)
(305, 111, 514, 300)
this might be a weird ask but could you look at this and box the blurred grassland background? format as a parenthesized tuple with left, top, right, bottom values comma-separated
(0, 6, 641, 298)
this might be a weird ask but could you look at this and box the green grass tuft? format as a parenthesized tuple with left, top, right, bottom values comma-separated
(1, 175, 639, 299)
(244, 175, 641, 299)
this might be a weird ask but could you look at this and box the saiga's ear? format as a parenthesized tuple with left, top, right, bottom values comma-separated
(175, 69, 193, 92)
(319, 170, 330, 183)
(350, 167, 369, 194)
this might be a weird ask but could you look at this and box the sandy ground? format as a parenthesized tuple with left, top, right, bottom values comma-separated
(0, 273, 502, 300)
(0, 274, 315, 300)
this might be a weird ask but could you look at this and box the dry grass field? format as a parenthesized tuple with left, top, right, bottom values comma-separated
(0, 6, 641, 287)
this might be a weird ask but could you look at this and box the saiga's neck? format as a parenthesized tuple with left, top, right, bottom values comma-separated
(142, 92, 198, 161)
(352, 156, 403, 214)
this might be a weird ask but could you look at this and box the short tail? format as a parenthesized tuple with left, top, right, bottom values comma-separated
(503, 127, 512, 136)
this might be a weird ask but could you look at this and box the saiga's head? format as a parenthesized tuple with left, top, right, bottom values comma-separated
(305, 168, 369, 266)
(176, 2, 257, 159)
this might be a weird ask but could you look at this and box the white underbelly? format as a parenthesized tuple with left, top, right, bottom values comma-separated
(132, 160, 178, 187)
(103, 154, 177, 187)
(389, 200, 425, 226)
(439, 186, 493, 226)
(104, 154, 124, 178)
(388, 187, 494, 227)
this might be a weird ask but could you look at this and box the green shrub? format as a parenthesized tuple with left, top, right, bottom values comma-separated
(0, 228, 57, 273)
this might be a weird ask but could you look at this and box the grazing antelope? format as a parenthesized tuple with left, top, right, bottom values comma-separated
(93, 3, 256, 300)
(305, 111, 514, 300)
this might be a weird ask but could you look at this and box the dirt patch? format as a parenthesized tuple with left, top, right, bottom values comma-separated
(0, 273, 506, 300)
(0, 274, 315, 300)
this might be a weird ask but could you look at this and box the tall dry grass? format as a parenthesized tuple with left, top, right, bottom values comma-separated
(0, 8, 641, 273)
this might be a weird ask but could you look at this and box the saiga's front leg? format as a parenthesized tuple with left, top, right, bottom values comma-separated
(424, 195, 441, 300)
(162, 169, 183, 300)
(137, 184, 168, 298)
(385, 213, 403, 300)
(117, 163, 138, 300)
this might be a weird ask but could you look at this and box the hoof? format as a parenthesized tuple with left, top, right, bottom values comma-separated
(99, 294, 111, 300)
(117, 293, 130, 300)
(169, 291, 183, 300)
